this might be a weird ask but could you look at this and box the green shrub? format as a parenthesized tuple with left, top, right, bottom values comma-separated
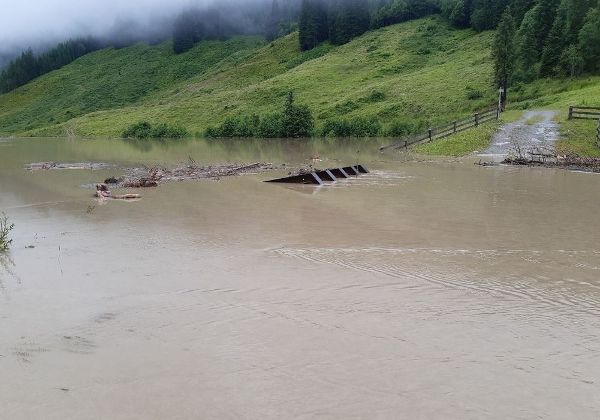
(122, 121, 188, 139)
(321, 116, 381, 137)
(321, 119, 353, 137)
(386, 119, 426, 136)
(205, 92, 314, 138)
(361, 90, 386, 103)
(466, 89, 483, 100)
(0, 212, 14, 252)
(150, 123, 188, 138)
(335, 100, 360, 114)
(123, 121, 152, 138)
(258, 113, 284, 137)
(350, 116, 381, 136)
(281, 92, 314, 137)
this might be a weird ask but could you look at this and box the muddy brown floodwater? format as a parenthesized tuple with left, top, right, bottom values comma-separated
(1, 137, 600, 419)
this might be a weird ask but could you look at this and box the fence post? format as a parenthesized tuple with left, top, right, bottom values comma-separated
(475, 113, 479, 127)
(428, 129, 433, 142)
(597, 119, 600, 147)
(404, 140, 408, 149)
(496, 106, 500, 119)
(568, 106, 573, 120)
(453, 121, 457, 133)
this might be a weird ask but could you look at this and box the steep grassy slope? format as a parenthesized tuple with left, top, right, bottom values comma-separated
(0, 17, 498, 137)
(1, 15, 599, 156)
(0, 37, 266, 134)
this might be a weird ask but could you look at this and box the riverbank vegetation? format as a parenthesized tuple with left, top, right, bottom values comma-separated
(122, 121, 188, 139)
(205, 92, 314, 138)
(0, 213, 14, 252)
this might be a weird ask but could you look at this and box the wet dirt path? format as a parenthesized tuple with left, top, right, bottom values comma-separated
(483, 110, 559, 156)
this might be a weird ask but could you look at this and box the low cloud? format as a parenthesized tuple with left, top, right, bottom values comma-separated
(0, 0, 212, 60)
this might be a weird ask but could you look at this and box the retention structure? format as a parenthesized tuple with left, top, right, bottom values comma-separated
(266, 165, 369, 185)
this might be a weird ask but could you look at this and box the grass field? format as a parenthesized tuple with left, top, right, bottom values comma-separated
(0, 17, 498, 138)
(0, 16, 599, 156)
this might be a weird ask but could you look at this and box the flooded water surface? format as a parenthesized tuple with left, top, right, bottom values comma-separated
(1, 137, 599, 419)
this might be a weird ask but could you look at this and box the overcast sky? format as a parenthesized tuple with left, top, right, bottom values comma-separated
(0, 0, 203, 57)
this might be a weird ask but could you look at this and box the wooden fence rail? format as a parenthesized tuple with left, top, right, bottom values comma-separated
(380, 106, 499, 151)
(568, 105, 600, 120)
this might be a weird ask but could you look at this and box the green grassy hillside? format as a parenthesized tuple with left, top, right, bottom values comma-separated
(0, 15, 599, 155)
(0, 17, 497, 137)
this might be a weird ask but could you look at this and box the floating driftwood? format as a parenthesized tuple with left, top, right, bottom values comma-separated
(502, 152, 600, 173)
(25, 162, 114, 171)
(94, 184, 141, 201)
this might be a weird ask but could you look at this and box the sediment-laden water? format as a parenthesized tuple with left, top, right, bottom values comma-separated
(1, 137, 599, 419)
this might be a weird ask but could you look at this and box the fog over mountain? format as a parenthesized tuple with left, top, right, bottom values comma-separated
(0, 0, 272, 66)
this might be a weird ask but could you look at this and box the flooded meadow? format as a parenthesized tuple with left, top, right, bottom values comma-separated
(1, 137, 599, 419)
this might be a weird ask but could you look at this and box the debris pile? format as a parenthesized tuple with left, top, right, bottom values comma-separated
(501, 151, 600, 173)
(108, 162, 278, 188)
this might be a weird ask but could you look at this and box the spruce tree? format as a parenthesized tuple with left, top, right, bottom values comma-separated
(471, 0, 498, 31)
(578, 6, 600, 73)
(509, 0, 536, 26)
(565, 0, 597, 42)
(515, 8, 540, 80)
(561, 44, 584, 76)
(330, 0, 370, 45)
(173, 12, 204, 54)
(515, 0, 559, 79)
(535, 0, 561, 47)
(493, 9, 516, 108)
(540, 0, 569, 76)
(448, 0, 473, 28)
(267, 0, 282, 41)
(299, 0, 329, 51)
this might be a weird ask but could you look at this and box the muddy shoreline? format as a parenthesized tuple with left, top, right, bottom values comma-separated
(500, 156, 600, 173)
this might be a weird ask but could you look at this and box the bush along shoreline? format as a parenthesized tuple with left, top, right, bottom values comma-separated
(205, 91, 432, 139)
(205, 92, 314, 138)
(122, 121, 188, 139)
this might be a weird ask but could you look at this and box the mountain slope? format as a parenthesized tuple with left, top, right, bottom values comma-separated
(0, 16, 599, 139)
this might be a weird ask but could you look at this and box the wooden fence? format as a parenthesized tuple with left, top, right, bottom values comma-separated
(380, 106, 500, 151)
(568, 105, 600, 120)
(597, 119, 600, 147)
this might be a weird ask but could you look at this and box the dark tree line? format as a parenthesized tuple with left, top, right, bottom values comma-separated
(298, 0, 440, 51)
(371, 0, 441, 28)
(172, 1, 303, 54)
(296, 0, 600, 82)
(0, 38, 101, 93)
(484, 0, 600, 94)
(172, 8, 236, 54)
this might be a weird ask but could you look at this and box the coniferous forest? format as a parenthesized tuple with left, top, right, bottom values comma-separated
(0, 38, 100, 93)
(297, 0, 600, 82)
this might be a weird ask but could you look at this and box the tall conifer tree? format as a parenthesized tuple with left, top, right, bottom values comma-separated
(493, 9, 516, 108)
